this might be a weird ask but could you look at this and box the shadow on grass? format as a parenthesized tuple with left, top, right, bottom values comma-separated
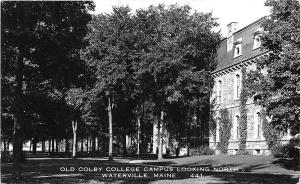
(272, 158, 299, 171)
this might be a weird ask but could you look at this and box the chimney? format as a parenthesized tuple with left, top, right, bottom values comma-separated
(227, 22, 238, 37)
(226, 22, 238, 52)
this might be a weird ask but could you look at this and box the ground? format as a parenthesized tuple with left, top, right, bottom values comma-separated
(1, 155, 299, 184)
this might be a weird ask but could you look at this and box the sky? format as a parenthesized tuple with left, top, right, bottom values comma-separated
(93, 0, 271, 37)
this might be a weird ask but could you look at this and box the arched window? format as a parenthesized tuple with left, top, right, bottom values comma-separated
(218, 80, 222, 103)
(256, 37, 260, 44)
(257, 112, 262, 138)
(234, 38, 242, 58)
(235, 115, 240, 139)
(236, 47, 240, 55)
(236, 74, 241, 98)
(253, 34, 261, 49)
(216, 118, 220, 142)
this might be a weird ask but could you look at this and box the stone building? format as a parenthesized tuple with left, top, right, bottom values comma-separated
(209, 17, 292, 155)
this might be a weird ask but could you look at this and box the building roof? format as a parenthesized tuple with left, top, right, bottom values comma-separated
(213, 17, 267, 74)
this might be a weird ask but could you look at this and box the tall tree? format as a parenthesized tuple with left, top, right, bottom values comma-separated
(1, 1, 94, 179)
(82, 6, 137, 160)
(134, 4, 220, 159)
(245, 0, 300, 136)
(65, 88, 91, 158)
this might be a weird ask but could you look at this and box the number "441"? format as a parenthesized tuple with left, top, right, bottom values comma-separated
(190, 174, 203, 178)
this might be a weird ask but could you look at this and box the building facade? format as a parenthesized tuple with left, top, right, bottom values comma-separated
(209, 18, 292, 155)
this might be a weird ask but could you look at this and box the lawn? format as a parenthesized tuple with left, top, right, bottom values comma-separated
(1, 155, 299, 184)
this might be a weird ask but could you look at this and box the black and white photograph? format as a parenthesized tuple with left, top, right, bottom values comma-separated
(1, 0, 300, 183)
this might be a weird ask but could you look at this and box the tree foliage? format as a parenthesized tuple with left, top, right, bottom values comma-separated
(82, 4, 220, 159)
(238, 67, 248, 154)
(245, 0, 300, 135)
(217, 108, 232, 154)
(1, 1, 94, 178)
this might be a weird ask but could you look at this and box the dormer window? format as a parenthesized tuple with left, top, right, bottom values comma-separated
(253, 27, 263, 50)
(253, 34, 262, 50)
(234, 38, 242, 58)
(236, 47, 240, 55)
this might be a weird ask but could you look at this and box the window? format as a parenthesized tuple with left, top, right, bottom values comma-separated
(217, 80, 222, 103)
(235, 74, 241, 99)
(234, 45, 242, 57)
(216, 118, 220, 142)
(253, 34, 261, 49)
(234, 38, 242, 58)
(257, 112, 262, 138)
(235, 115, 240, 139)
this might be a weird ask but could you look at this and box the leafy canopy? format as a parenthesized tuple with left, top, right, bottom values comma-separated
(245, 0, 300, 135)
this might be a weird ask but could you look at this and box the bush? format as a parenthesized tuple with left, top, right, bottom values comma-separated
(127, 144, 137, 154)
(1, 152, 26, 163)
(271, 143, 299, 159)
(191, 146, 215, 156)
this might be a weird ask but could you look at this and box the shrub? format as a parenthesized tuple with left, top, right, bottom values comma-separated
(1, 152, 26, 163)
(191, 146, 215, 156)
(236, 150, 251, 155)
(271, 143, 299, 159)
(127, 144, 137, 154)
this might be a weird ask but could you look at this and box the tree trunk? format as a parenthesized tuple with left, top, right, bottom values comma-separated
(197, 95, 201, 147)
(72, 121, 77, 158)
(52, 138, 55, 154)
(48, 139, 51, 153)
(92, 135, 96, 153)
(158, 111, 164, 160)
(97, 137, 100, 151)
(55, 139, 58, 153)
(156, 115, 160, 155)
(32, 138, 37, 154)
(187, 108, 191, 157)
(89, 138, 92, 152)
(102, 135, 106, 156)
(13, 45, 25, 180)
(137, 116, 141, 157)
(81, 139, 84, 153)
(86, 137, 89, 152)
(7, 141, 10, 152)
(4, 141, 7, 155)
(76, 139, 78, 153)
(42, 139, 45, 152)
(108, 97, 113, 161)
(123, 133, 127, 158)
(65, 139, 69, 153)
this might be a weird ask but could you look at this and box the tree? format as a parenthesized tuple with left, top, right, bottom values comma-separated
(82, 6, 137, 160)
(83, 4, 220, 160)
(133, 4, 220, 159)
(65, 88, 87, 158)
(245, 0, 300, 136)
(1, 1, 94, 179)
